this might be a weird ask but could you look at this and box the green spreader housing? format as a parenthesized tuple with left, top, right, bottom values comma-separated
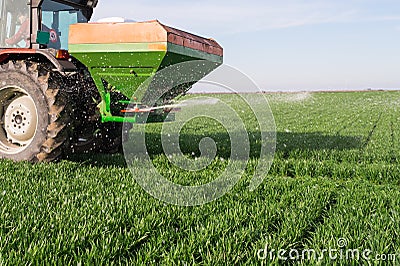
(68, 20, 223, 123)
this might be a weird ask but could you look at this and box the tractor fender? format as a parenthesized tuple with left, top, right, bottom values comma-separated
(0, 49, 76, 72)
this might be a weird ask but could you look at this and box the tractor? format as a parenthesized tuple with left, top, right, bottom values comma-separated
(0, 0, 223, 162)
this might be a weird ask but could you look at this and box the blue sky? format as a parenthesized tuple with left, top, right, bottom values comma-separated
(92, 0, 400, 91)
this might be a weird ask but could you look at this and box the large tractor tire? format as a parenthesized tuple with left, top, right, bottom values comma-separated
(0, 60, 71, 162)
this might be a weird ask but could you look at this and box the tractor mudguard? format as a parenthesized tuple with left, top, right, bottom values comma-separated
(0, 48, 76, 72)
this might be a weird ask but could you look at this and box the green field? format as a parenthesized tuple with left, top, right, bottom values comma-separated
(1, 91, 400, 264)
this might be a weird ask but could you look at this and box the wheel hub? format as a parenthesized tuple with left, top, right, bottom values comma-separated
(15, 114, 23, 125)
(4, 95, 37, 145)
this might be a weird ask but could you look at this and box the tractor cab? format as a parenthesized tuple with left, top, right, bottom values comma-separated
(39, 0, 91, 49)
(0, 0, 96, 49)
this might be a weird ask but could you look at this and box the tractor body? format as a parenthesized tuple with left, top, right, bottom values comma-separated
(0, 0, 223, 162)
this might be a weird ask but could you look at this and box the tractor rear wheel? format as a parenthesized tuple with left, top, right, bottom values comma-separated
(0, 61, 71, 162)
